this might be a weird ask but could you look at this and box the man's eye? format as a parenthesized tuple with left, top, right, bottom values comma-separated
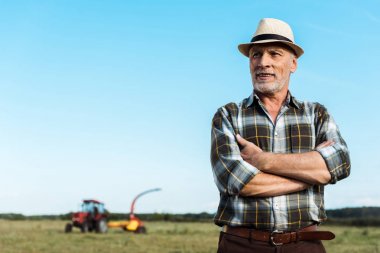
(270, 52, 281, 56)
(252, 53, 260, 58)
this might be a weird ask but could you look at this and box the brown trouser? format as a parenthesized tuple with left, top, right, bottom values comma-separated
(217, 232, 326, 253)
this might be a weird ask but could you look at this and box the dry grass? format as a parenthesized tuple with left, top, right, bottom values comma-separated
(0, 220, 219, 253)
(323, 225, 380, 253)
(0, 220, 379, 253)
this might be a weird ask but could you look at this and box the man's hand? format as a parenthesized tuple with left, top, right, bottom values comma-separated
(236, 134, 268, 169)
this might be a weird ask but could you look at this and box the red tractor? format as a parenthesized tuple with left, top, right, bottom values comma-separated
(65, 199, 108, 233)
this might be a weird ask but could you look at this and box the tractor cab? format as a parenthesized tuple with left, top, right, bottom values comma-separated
(81, 200, 105, 215)
(65, 199, 108, 233)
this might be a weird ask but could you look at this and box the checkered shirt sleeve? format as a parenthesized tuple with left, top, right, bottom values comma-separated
(210, 103, 261, 196)
(314, 105, 351, 184)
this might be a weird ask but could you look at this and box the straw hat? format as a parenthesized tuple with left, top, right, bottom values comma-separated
(238, 18, 304, 58)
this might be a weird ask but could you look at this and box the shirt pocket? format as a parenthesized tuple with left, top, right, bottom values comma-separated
(290, 124, 313, 153)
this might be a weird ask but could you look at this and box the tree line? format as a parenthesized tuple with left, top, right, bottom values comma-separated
(1, 207, 379, 226)
(0, 212, 214, 222)
(325, 207, 380, 226)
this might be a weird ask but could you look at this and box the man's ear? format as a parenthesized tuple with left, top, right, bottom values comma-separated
(290, 57, 297, 73)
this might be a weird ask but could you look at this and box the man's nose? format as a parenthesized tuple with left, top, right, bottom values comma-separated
(257, 53, 271, 68)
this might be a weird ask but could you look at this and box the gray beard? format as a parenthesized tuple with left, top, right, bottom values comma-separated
(253, 81, 285, 95)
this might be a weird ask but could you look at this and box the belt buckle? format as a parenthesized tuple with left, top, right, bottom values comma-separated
(270, 230, 284, 246)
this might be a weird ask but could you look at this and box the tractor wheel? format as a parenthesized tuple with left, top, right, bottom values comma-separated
(65, 223, 73, 233)
(135, 226, 147, 234)
(96, 219, 108, 233)
(80, 222, 89, 233)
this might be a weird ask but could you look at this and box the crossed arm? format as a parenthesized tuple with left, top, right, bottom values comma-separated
(236, 134, 332, 197)
(211, 105, 350, 199)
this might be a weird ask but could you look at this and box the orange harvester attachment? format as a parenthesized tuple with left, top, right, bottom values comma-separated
(107, 188, 161, 233)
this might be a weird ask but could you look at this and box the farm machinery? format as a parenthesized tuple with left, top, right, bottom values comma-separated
(64, 188, 161, 234)
(65, 199, 108, 233)
(107, 188, 161, 233)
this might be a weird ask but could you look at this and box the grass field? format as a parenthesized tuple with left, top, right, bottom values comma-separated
(0, 220, 379, 253)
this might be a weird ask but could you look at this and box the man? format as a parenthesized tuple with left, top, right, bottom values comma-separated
(210, 18, 350, 253)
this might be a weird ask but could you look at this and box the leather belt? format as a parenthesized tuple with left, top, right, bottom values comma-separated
(223, 225, 335, 246)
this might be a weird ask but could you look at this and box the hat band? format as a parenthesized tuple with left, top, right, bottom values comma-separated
(251, 34, 293, 43)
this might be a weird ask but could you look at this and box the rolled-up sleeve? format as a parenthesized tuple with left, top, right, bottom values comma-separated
(210, 104, 260, 195)
(314, 105, 351, 184)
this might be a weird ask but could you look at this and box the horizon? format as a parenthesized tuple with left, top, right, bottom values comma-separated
(2, 205, 380, 216)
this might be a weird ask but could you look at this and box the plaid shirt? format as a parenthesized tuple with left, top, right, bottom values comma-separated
(210, 92, 350, 231)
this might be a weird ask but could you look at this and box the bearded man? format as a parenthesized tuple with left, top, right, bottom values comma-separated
(211, 18, 350, 253)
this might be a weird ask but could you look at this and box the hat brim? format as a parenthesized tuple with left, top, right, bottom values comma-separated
(238, 39, 304, 58)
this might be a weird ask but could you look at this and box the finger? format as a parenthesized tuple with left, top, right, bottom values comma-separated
(236, 134, 248, 147)
(240, 152, 249, 160)
(316, 142, 328, 149)
(323, 140, 334, 147)
(316, 140, 335, 149)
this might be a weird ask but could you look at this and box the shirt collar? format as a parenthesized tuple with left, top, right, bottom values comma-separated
(244, 91, 301, 109)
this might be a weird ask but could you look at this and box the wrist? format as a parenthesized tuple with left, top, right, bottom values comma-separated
(256, 152, 272, 171)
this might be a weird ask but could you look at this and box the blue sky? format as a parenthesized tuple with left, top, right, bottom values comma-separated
(0, 0, 379, 215)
